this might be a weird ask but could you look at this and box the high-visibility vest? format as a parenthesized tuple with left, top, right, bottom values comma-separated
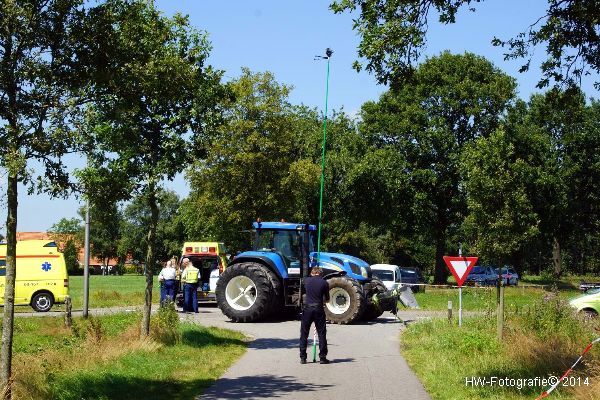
(184, 266, 200, 284)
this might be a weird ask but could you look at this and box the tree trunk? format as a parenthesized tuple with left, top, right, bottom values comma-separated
(1, 174, 18, 398)
(141, 185, 159, 337)
(552, 237, 562, 277)
(433, 232, 448, 284)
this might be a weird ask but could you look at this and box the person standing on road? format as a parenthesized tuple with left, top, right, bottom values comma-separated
(181, 258, 200, 313)
(299, 266, 330, 364)
(172, 256, 181, 300)
(158, 260, 177, 305)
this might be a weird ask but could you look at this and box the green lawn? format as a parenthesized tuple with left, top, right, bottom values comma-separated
(12, 275, 161, 313)
(67, 275, 161, 310)
(411, 284, 582, 312)
(407, 273, 590, 312)
(11, 312, 246, 400)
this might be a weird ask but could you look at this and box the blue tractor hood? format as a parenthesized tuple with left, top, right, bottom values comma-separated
(312, 252, 371, 281)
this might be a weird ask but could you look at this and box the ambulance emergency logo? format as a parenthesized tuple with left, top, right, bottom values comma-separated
(41, 262, 52, 272)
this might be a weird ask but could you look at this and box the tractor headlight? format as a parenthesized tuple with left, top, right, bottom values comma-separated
(361, 266, 368, 278)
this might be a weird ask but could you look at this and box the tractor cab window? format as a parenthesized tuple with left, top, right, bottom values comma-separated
(255, 229, 303, 261)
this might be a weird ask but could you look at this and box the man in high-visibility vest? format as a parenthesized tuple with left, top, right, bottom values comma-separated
(181, 258, 200, 313)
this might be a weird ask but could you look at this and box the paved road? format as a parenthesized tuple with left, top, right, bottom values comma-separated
(181, 307, 433, 400)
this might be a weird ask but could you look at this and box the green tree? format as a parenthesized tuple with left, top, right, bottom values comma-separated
(359, 52, 516, 282)
(78, 0, 223, 336)
(62, 240, 82, 276)
(48, 218, 83, 275)
(0, 0, 103, 394)
(523, 89, 584, 276)
(461, 122, 552, 270)
(182, 69, 315, 250)
(331, 0, 600, 88)
(462, 88, 597, 276)
(332, 147, 415, 265)
(181, 69, 365, 255)
(563, 100, 600, 274)
(119, 190, 184, 264)
(78, 203, 121, 267)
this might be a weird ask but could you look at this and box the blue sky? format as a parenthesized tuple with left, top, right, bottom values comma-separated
(3, 0, 598, 233)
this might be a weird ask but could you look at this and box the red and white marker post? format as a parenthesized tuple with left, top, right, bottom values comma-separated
(443, 254, 478, 326)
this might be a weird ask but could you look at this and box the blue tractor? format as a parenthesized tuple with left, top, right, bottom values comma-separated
(215, 221, 408, 324)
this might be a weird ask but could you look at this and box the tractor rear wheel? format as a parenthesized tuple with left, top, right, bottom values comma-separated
(216, 262, 275, 322)
(264, 266, 285, 318)
(362, 278, 387, 321)
(325, 277, 365, 324)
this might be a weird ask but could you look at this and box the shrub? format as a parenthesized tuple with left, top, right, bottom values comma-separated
(505, 292, 598, 381)
(151, 301, 180, 345)
(70, 316, 105, 343)
(518, 292, 590, 342)
(123, 263, 143, 275)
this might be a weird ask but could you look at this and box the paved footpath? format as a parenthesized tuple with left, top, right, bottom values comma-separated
(181, 307, 433, 400)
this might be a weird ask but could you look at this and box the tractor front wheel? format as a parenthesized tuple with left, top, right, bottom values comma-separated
(362, 278, 387, 321)
(216, 262, 275, 322)
(325, 277, 365, 324)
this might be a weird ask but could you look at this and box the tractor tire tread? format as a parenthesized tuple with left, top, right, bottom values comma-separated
(325, 277, 365, 324)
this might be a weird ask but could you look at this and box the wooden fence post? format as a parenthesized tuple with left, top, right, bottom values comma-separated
(64, 295, 72, 328)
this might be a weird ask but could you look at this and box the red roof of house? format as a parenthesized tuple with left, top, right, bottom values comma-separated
(16, 232, 51, 241)
(16, 232, 118, 266)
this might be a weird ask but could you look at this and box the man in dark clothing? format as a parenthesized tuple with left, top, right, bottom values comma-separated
(299, 266, 330, 364)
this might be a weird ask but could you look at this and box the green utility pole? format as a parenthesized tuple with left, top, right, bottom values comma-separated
(316, 48, 333, 263)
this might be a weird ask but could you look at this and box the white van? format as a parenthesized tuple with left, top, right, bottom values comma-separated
(370, 264, 402, 290)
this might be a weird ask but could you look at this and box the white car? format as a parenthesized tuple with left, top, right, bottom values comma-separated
(370, 264, 402, 290)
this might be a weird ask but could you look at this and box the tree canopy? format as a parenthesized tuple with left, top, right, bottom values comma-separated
(119, 190, 184, 265)
(359, 51, 516, 282)
(330, 0, 600, 88)
(463, 88, 600, 275)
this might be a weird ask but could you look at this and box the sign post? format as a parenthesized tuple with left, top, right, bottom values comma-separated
(443, 255, 478, 326)
(458, 245, 462, 326)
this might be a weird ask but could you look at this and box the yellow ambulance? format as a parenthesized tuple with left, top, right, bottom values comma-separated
(0, 240, 69, 312)
(179, 242, 228, 303)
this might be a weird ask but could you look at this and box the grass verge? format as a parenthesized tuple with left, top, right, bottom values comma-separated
(10, 309, 246, 400)
(401, 294, 599, 400)
(412, 285, 581, 312)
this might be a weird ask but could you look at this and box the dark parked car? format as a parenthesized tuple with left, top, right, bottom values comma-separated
(399, 267, 426, 292)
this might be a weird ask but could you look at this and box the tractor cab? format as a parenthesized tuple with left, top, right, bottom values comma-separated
(252, 221, 315, 277)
